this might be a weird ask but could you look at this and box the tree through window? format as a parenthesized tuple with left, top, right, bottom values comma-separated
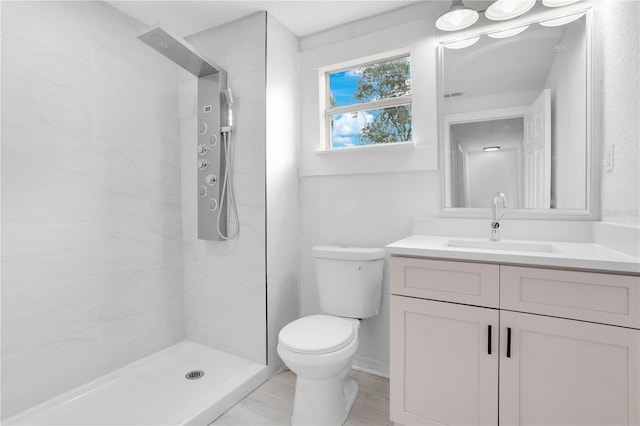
(327, 55, 412, 149)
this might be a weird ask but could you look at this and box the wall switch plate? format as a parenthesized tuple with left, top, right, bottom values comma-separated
(605, 144, 615, 173)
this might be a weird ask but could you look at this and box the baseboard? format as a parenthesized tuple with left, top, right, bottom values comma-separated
(352, 362, 390, 379)
(268, 359, 286, 377)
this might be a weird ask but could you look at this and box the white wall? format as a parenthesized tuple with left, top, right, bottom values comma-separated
(298, 6, 439, 178)
(297, 0, 640, 376)
(598, 1, 640, 226)
(265, 15, 300, 375)
(179, 13, 267, 364)
(298, 3, 444, 376)
(300, 172, 439, 375)
(1, 1, 184, 418)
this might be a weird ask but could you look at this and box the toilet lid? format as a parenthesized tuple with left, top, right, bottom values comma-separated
(279, 315, 356, 355)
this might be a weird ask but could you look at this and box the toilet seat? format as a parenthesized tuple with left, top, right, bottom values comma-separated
(279, 315, 356, 355)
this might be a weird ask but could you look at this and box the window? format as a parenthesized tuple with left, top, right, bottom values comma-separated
(326, 55, 412, 149)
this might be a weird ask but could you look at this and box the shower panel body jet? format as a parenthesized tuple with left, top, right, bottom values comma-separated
(138, 25, 229, 241)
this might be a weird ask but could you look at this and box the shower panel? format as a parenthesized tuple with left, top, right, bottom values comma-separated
(138, 25, 229, 240)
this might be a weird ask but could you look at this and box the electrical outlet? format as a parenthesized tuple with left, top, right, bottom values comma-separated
(605, 144, 615, 172)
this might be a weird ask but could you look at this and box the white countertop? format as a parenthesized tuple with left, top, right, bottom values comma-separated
(386, 234, 640, 274)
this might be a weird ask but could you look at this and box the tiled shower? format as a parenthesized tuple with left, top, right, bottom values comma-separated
(1, 1, 298, 420)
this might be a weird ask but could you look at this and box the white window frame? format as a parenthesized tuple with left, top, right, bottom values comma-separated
(324, 53, 413, 150)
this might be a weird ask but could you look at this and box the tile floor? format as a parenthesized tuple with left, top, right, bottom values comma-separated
(213, 369, 391, 425)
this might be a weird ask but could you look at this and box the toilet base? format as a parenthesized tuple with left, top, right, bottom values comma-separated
(291, 369, 359, 426)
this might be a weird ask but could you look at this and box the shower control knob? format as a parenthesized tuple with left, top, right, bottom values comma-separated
(199, 123, 208, 135)
(205, 174, 217, 186)
(199, 185, 207, 197)
(198, 144, 209, 156)
(198, 159, 209, 170)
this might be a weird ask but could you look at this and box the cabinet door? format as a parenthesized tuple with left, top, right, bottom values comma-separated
(390, 295, 499, 425)
(499, 311, 640, 426)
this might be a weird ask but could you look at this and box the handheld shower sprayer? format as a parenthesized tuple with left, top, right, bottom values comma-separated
(217, 87, 239, 240)
(222, 88, 234, 130)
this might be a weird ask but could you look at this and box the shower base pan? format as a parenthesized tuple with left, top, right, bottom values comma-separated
(5, 341, 268, 425)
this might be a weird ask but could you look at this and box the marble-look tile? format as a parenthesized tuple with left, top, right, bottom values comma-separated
(2, 162, 94, 225)
(94, 221, 183, 274)
(1, 223, 98, 289)
(1, 1, 185, 418)
(96, 267, 183, 322)
(265, 14, 300, 370)
(1, 33, 91, 110)
(0, 1, 93, 59)
(97, 303, 184, 374)
(1, 96, 92, 171)
(179, 12, 268, 365)
(1, 328, 102, 419)
(1, 277, 100, 356)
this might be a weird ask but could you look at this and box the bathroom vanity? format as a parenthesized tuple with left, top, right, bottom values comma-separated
(387, 231, 640, 426)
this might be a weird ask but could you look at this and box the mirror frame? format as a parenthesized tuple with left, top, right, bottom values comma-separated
(437, 5, 596, 220)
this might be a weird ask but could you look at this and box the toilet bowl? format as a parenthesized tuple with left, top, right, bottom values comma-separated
(277, 246, 385, 426)
(277, 315, 360, 425)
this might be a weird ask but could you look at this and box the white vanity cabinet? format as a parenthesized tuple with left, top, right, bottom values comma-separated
(390, 256, 640, 426)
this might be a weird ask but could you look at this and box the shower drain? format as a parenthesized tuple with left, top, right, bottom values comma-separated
(185, 370, 205, 380)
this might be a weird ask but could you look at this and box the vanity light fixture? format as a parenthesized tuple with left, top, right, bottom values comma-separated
(539, 11, 586, 26)
(444, 37, 481, 50)
(487, 25, 529, 38)
(486, 0, 536, 21)
(542, 0, 581, 6)
(434, 0, 583, 32)
(483, 146, 501, 152)
(436, 0, 479, 31)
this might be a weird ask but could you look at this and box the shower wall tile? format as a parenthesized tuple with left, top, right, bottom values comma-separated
(2, 162, 94, 225)
(97, 303, 184, 374)
(1, 95, 92, 171)
(1, 223, 98, 290)
(0, 1, 93, 58)
(265, 15, 300, 374)
(96, 268, 183, 323)
(1, 1, 184, 418)
(1, 277, 100, 356)
(180, 12, 267, 365)
(1, 328, 103, 418)
(0, 32, 91, 112)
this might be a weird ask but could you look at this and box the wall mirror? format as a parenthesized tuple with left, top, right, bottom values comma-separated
(439, 9, 592, 216)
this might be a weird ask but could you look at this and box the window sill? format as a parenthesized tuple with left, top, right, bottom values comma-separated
(314, 141, 414, 155)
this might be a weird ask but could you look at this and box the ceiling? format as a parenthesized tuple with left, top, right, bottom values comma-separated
(107, 0, 425, 38)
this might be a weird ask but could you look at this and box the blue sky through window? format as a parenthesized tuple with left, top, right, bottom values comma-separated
(330, 71, 360, 107)
(329, 69, 369, 147)
(328, 57, 411, 148)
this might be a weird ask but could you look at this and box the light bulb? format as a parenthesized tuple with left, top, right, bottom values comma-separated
(450, 10, 463, 26)
(502, 0, 516, 14)
(486, 0, 535, 21)
(436, 1, 479, 31)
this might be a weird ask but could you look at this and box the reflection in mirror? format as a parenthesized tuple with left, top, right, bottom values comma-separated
(441, 12, 590, 211)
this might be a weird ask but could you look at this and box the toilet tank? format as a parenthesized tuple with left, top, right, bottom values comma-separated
(313, 246, 385, 319)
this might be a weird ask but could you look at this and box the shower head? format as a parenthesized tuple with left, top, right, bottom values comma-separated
(137, 25, 226, 78)
(222, 88, 234, 106)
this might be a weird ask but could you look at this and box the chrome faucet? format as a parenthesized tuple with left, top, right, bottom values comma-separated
(490, 192, 507, 241)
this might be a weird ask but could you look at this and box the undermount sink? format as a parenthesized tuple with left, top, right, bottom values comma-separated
(446, 239, 559, 253)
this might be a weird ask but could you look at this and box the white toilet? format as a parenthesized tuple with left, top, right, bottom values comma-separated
(277, 245, 385, 426)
